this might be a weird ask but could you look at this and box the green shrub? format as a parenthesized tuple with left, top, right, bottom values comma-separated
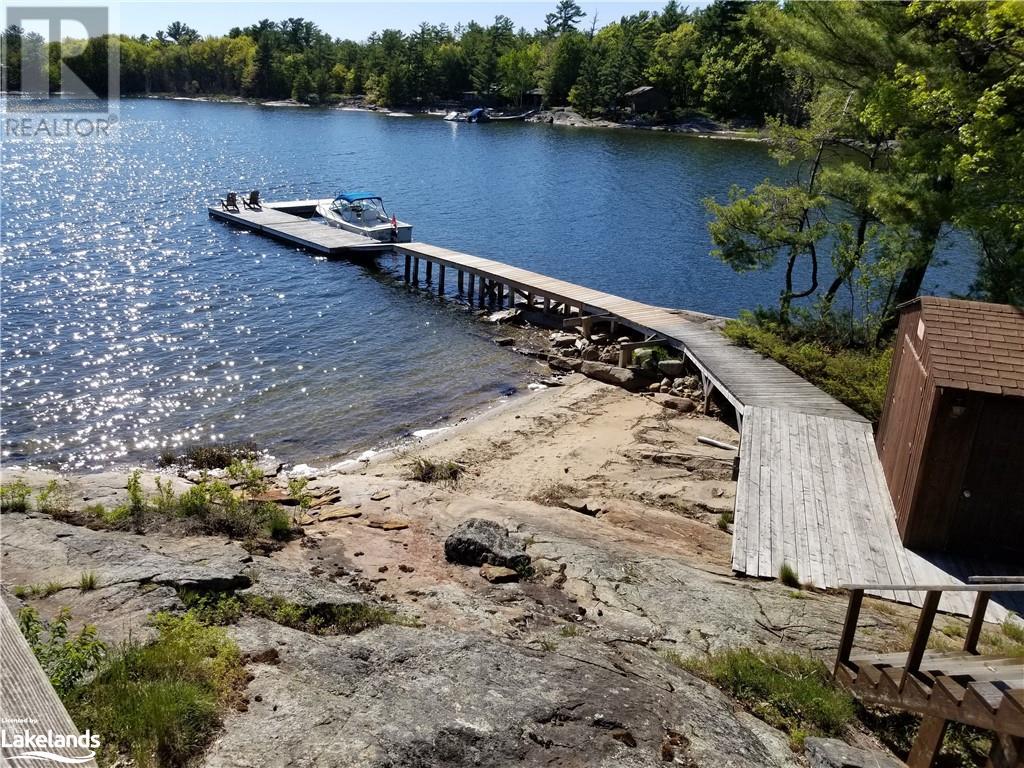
(264, 505, 294, 541)
(407, 457, 464, 487)
(723, 315, 891, 423)
(287, 476, 313, 509)
(36, 479, 70, 515)
(718, 511, 734, 531)
(672, 648, 854, 749)
(68, 612, 247, 768)
(151, 477, 178, 517)
(1003, 613, 1024, 645)
(183, 441, 257, 471)
(18, 606, 106, 696)
(178, 591, 244, 626)
(125, 469, 148, 532)
(1, 479, 32, 513)
(176, 484, 212, 519)
(779, 563, 801, 589)
(227, 459, 267, 499)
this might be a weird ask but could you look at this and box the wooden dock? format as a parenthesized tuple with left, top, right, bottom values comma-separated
(213, 203, 1021, 621)
(208, 199, 392, 255)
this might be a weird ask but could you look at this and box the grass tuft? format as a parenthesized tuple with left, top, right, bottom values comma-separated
(79, 571, 99, 591)
(779, 562, 801, 589)
(717, 511, 734, 531)
(670, 647, 854, 750)
(1, 479, 33, 513)
(183, 441, 258, 471)
(407, 456, 464, 487)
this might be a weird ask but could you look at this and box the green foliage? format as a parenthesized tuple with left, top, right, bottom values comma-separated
(1, 479, 32, 513)
(35, 479, 70, 515)
(151, 477, 178, 517)
(724, 314, 891, 423)
(68, 612, 247, 768)
(858, 706, 991, 767)
(228, 459, 267, 499)
(717, 511, 733, 531)
(1003, 613, 1024, 645)
(183, 441, 257, 471)
(674, 648, 855, 749)
(17, 581, 68, 599)
(287, 476, 313, 509)
(779, 563, 801, 589)
(18, 607, 106, 696)
(178, 590, 244, 626)
(79, 571, 99, 591)
(407, 456, 464, 487)
(243, 595, 413, 635)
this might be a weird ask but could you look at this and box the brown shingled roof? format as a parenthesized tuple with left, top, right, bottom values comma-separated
(909, 296, 1024, 396)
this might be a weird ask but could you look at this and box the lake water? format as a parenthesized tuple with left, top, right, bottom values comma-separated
(0, 99, 975, 470)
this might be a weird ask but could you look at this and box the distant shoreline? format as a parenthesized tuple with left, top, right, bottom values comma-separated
(125, 92, 766, 143)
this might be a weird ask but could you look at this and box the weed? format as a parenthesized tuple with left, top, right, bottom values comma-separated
(407, 457, 464, 488)
(242, 595, 412, 635)
(152, 477, 178, 517)
(559, 624, 580, 637)
(12, 585, 29, 599)
(18, 606, 106, 696)
(717, 511, 734, 531)
(227, 459, 267, 499)
(1003, 613, 1024, 645)
(68, 612, 247, 768)
(35, 479, 71, 515)
(528, 482, 581, 507)
(124, 469, 147, 533)
(176, 484, 213, 519)
(79, 571, 99, 591)
(779, 563, 801, 588)
(539, 639, 558, 651)
(264, 505, 294, 541)
(0, 479, 32, 513)
(671, 648, 854, 749)
(184, 441, 257, 470)
(178, 591, 244, 626)
(156, 448, 178, 468)
(287, 476, 313, 509)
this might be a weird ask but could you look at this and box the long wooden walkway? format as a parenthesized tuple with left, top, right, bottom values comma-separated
(212, 204, 1017, 621)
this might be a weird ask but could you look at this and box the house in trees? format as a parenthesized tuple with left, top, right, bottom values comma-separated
(875, 297, 1024, 561)
(624, 86, 667, 115)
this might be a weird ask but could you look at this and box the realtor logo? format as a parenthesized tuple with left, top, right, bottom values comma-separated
(2, 2, 120, 138)
(1, 726, 100, 765)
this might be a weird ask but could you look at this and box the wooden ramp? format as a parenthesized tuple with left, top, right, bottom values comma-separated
(208, 201, 391, 255)
(0, 601, 98, 766)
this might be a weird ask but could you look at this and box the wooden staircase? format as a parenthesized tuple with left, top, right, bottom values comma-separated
(834, 582, 1024, 767)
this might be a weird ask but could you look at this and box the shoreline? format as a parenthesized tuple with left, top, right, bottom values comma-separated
(126, 92, 767, 143)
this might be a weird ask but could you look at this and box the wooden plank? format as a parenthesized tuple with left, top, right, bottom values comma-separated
(757, 408, 773, 577)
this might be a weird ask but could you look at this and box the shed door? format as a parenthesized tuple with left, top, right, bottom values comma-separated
(949, 395, 1024, 559)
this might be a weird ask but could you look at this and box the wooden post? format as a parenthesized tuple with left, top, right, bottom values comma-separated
(458, 270, 464, 294)
(438, 264, 446, 296)
(426, 260, 433, 283)
(618, 347, 630, 368)
(986, 733, 1024, 768)
(581, 316, 593, 340)
(834, 588, 864, 675)
(964, 590, 990, 654)
(527, 292, 534, 307)
(901, 590, 942, 692)
(404, 254, 411, 283)
(413, 258, 420, 283)
(468, 273, 476, 305)
(543, 297, 551, 312)
(478, 278, 486, 306)
(495, 283, 503, 308)
(907, 715, 948, 768)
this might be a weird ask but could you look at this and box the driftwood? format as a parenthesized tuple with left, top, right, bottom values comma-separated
(697, 436, 737, 451)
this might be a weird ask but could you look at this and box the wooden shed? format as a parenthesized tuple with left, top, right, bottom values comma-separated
(624, 86, 668, 115)
(876, 297, 1024, 560)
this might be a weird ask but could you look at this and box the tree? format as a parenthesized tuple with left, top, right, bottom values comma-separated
(165, 21, 199, 46)
(539, 29, 587, 104)
(645, 22, 700, 108)
(498, 43, 541, 106)
(545, 0, 586, 36)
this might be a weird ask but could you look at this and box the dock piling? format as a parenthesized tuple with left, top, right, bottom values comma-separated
(413, 257, 420, 283)
(458, 270, 464, 294)
(426, 260, 433, 283)
(404, 254, 411, 283)
(468, 273, 476, 305)
(438, 265, 446, 296)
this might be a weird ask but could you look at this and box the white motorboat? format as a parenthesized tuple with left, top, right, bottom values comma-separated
(315, 191, 413, 243)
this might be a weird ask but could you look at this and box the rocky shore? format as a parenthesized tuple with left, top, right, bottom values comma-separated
(2, 344, 962, 766)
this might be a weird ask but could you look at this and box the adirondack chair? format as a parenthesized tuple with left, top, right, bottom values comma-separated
(221, 192, 239, 212)
(241, 190, 261, 210)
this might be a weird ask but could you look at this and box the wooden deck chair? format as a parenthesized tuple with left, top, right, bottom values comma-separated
(242, 190, 261, 210)
(221, 191, 239, 212)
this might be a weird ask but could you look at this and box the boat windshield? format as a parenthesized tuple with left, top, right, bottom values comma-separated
(330, 192, 390, 224)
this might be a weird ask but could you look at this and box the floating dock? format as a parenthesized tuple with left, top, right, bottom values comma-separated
(211, 199, 1023, 620)
(208, 199, 392, 255)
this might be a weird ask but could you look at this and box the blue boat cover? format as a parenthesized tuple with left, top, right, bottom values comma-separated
(336, 191, 379, 202)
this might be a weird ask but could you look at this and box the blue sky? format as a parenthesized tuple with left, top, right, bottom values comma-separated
(119, 1, 706, 41)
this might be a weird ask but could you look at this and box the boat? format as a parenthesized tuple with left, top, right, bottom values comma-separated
(315, 191, 413, 243)
(443, 107, 491, 123)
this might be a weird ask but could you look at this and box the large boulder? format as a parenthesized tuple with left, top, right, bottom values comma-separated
(657, 359, 687, 377)
(444, 518, 529, 571)
(579, 361, 638, 390)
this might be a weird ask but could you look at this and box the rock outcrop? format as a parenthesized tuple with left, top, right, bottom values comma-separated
(444, 518, 530, 571)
